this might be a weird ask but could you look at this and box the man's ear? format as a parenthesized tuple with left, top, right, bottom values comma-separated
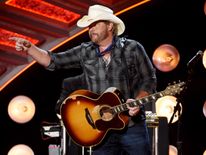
(108, 22, 114, 31)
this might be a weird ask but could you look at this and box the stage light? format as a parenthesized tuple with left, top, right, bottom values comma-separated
(203, 100, 206, 118)
(7, 144, 34, 155)
(8, 95, 35, 124)
(152, 44, 180, 72)
(155, 95, 182, 123)
(169, 145, 178, 155)
(203, 149, 206, 155)
(202, 49, 206, 69)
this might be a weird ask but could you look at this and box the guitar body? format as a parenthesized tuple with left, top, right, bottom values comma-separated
(61, 88, 129, 147)
(60, 82, 185, 147)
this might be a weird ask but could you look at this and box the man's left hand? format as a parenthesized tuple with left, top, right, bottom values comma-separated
(126, 99, 140, 116)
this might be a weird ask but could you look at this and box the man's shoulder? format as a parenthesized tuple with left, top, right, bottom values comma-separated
(80, 41, 93, 48)
(117, 37, 143, 52)
(118, 37, 142, 47)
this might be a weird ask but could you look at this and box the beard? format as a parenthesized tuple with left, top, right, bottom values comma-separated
(89, 29, 109, 44)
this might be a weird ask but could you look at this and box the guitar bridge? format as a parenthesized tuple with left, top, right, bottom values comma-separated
(85, 108, 96, 129)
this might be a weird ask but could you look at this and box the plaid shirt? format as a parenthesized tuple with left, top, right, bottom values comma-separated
(47, 36, 156, 99)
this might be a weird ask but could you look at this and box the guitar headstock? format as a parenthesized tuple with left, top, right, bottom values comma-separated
(163, 81, 185, 96)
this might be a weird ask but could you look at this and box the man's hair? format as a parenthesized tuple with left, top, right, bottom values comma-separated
(104, 21, 118, 36)
(112, 23, 118, 36)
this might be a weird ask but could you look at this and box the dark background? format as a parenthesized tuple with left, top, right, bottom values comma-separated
(0, 0, 206, 154)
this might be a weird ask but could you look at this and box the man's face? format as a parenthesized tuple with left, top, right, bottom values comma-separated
(88, 21, 111, 44)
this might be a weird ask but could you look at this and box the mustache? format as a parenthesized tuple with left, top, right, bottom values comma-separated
(89, 30, 98, 36)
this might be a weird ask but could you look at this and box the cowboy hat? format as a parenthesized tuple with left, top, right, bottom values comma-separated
(77, 5, 125, 36)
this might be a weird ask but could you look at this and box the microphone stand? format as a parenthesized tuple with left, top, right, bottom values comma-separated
(169, 61, 196, 155)
(169, 49, 203, 154)
(169, 91, 184, 155)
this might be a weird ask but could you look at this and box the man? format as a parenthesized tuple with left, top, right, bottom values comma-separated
(11, 4, 156, 155)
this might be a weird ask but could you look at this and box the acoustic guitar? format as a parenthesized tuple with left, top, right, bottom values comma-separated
(60, 81, 185, 147)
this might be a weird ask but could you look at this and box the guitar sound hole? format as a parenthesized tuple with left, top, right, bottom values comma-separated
(100, 106, 114, 121)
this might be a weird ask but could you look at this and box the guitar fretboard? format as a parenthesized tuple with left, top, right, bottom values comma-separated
(112, 90, 167, 114)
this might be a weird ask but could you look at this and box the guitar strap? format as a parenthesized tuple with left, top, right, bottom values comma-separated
(120, 38, 147, 126)
(120, 37, 132, 99)
(120, 38, 139, 127)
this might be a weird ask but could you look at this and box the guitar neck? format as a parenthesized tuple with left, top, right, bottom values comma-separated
(112, 91, 165, 114)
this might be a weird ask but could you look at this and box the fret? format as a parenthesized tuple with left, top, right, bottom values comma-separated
(159, 93, 164, 97)
(122, 104, 127, 109)
(133, 101, 137, 106)
(113, 108, 118, 113)
(113, 105, 125, 113)
(144, 98, 149, 102)
(111, 108, 115, 114)
(119, 105, 124, 111)
(133, 101, 138, 106)
(127, 102, 131, 107)
(117, 106, 120, 112)
(138, 100, 143, 104)
(151, 95, 156, 100)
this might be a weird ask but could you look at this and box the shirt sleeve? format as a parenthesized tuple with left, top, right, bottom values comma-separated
(135, 41, 157, 94)
(46, 46, 82, 71)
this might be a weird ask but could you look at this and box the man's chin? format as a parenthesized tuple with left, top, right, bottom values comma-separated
(91, 38, 99, 44)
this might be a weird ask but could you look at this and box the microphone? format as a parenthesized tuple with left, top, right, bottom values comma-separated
(187, 50, 203, 68)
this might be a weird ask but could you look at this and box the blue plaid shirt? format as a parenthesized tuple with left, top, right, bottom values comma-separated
(47, 36, 156, 100)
